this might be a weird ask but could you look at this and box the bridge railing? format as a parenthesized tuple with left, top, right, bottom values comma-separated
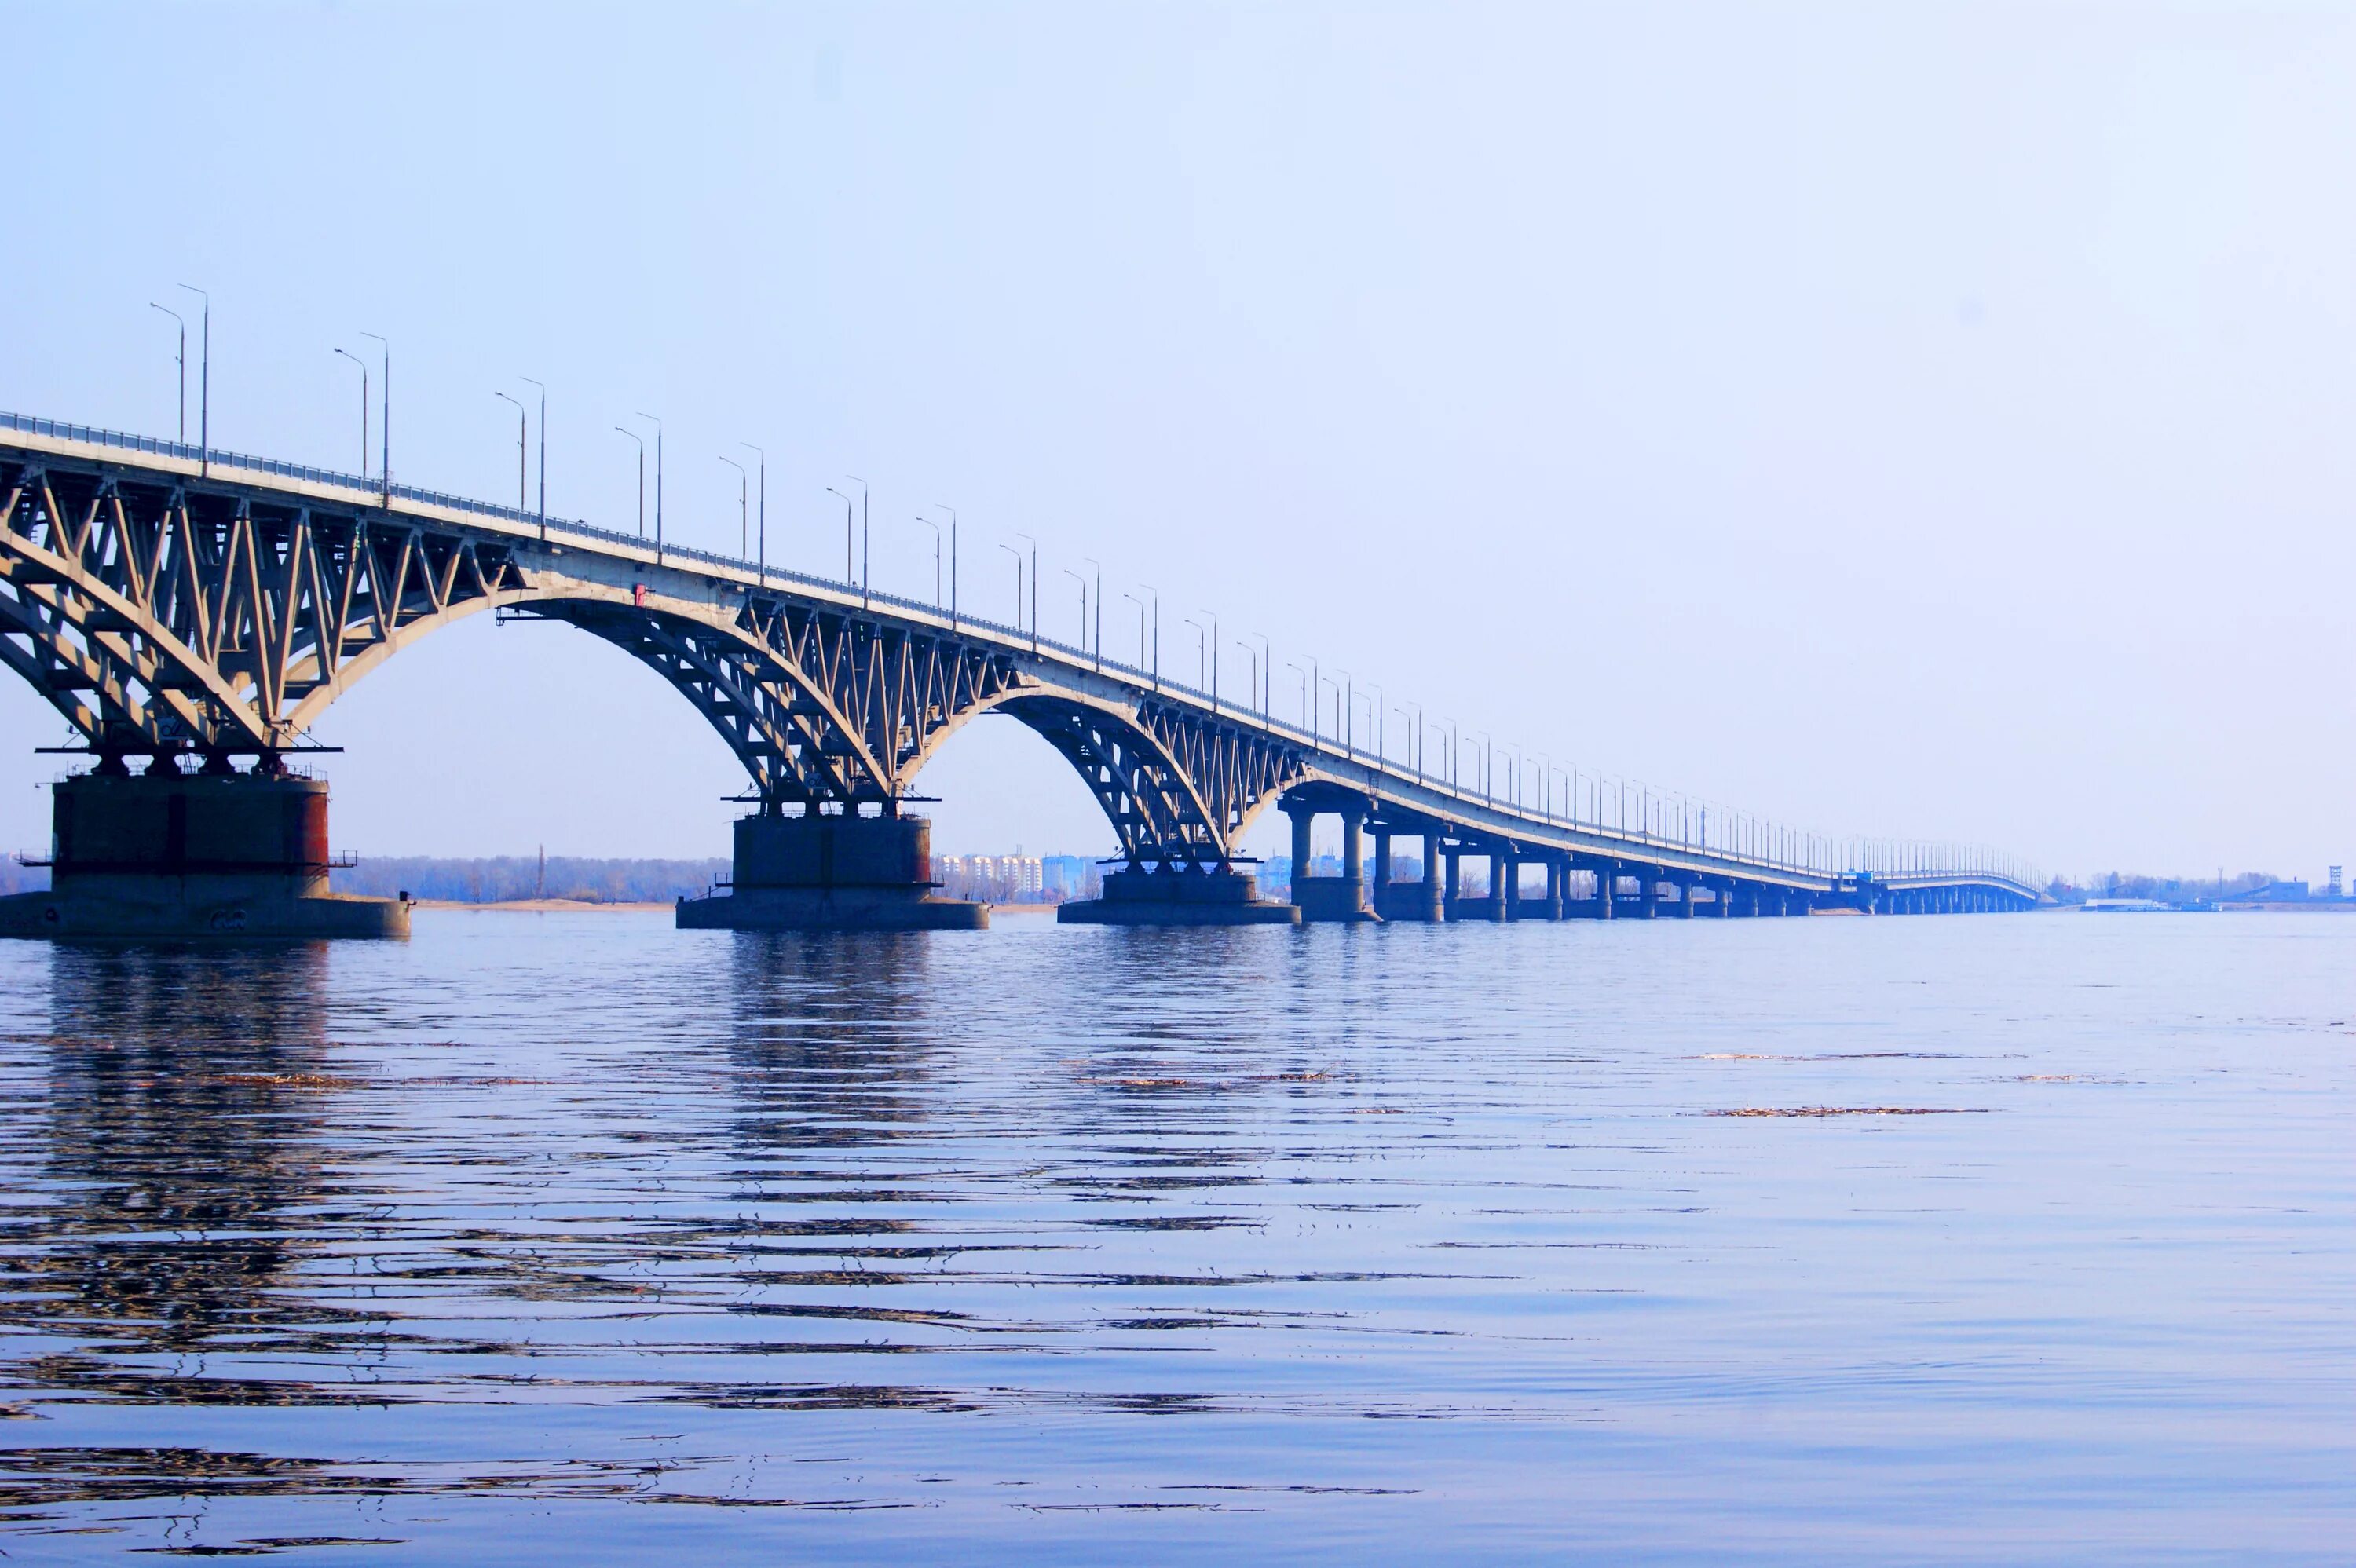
(2, 411, 2041, 893)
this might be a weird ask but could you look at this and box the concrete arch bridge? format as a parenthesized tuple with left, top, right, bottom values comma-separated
(0, 415, 2040, 934)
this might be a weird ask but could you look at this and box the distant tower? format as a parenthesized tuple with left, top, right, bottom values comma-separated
(2331, 865, 2344, 900)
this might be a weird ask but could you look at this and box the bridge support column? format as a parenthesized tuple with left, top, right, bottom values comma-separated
(1498, 853, 1518, 922)
(1374, 829, 1392, 895)
(1544, 859, 1564, 920)
(1444, 849, 1462, 920)
(0, 769, 410, 941)
(1641, 875, 1660, 918)
(1595, 863, 1616, 919)
(679, 806, 989, 930)
(1290, 806, 1314, 888)
(1716, 881, 1733, 916)
(1423, 834, 1446, 921)
(1677, 881, 1697, 919)
(1293, 799, 1379, 923)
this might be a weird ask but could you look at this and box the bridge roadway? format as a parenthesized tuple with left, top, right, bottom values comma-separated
(0, 412, 2040, 931)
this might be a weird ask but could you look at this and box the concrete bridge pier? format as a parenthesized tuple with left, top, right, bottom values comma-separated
(1444, 848, 1462, 920)
(1677, 881, 1698, 919)
(1498, 853, 1518, 922)
(1543, 859, 1565, 920)
(1594, 862, 1617, 919)
(1287, 796, 1378, 923)
(1641, 875, 1661, 919)
(1421, 833, 1446, 921)
(0, 767, 409, 941)
(680, 804, 988, 930)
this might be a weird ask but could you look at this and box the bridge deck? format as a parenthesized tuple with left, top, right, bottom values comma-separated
(0, 413, 2040, 905)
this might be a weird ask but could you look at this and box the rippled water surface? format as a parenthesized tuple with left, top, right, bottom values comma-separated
(0, 911, 2347, 1563)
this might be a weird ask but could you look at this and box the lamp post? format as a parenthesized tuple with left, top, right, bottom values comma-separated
(521, 377, 546, 541)
(1444, 718, 1458, 788)
(1287, 663, 1309, 731)
(177, 284, 209, 474)
(1185, 618, 1208, 695)
(331, 347, 367, 475)
(360, 331, 389, 504)
(744, 444, 766, 583)
(149, 303, 186, 443)
(1235, 641, 1259, 722)
(1251, 633, 1270, 717)
(1063, 568, 1088, 649)
(845, 475, 869, 606)
(1336, 671, 1355, 756)
(1198, 610, 1220, 709)
(1122, 592, 1149, 674)
(613, 427, 645, 537)
(1083, 558, 1101, 669)
(826, 487, 855, 583)
(719, 455, 748, 558)
(1015, 533, 1037, 649)
(634, 412, 664, 562)
(1140, 584, 1157, 685)
(934, 504, 956, 623)
(494, 391, 526, 512)
(1407, 702, 1424, 780)
(996, 543, 1023, 633)
(914, 516, 941, 608)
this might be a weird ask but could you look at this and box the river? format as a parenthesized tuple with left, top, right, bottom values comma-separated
(0, 912, 2347, 1562)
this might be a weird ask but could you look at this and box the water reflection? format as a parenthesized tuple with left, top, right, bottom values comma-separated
(20, 945, 350, 1397)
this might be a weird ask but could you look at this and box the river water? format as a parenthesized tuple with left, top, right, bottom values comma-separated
(0, 911, 2346, 1563)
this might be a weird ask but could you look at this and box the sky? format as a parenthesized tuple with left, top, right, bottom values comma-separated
(2, 0, 2352, 881)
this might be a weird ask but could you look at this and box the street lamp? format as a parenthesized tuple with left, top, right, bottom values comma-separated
(1185, 617, 1209, 695)
(634, 412, 664, 562)
(914, 515, 941, 608)
(826, 486, 855, 584)
(331, 347, 367, 475)
(1336, 671, 1353, 755)
(614, 426, 645, 537)
(744, 444, 766, 583)
(847, 474, 870, 605)
(1083, 557, 1101, 669)
(360, 331, 389, 503)
(996, 543, 1023, 632)
(1198, 610, 1220, 708)
(1234, 640, 1259, 722)
(1251, 633, 1270, 716)
(1014, 532, 1037, 649)
(719, 455, 748, 558)
(176, 284, 209, 473)
(933, 503, 957, 622)
(1286, 662, 1310, 731)
(494, 392, 526, 512)
(1121, 591, 1149, 673)
(1063, 568, 1088, 648)
(149, 303, 186, 443)
(520, 376, 546, 540)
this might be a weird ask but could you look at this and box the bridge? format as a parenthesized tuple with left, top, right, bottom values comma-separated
(0, 411, 2041, 935)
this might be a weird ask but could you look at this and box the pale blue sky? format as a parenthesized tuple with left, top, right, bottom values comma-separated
(3, 2, 2352, 878)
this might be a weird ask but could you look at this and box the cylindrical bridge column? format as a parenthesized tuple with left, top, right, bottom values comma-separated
(1677, 881, 1697, 919)
(1596, 862, 1616, 919)
(1374, 829, 1392, 895)
(1341, 809, 1366, 914)
(1544, 859, 1564, 920)
(1641, 874, 1660, 918)
(1496, 853, 1516, 922)
(1288, 805, 1313, 894)
(1445, 848, 1462, 920)
(1424, 833, 1446, 921)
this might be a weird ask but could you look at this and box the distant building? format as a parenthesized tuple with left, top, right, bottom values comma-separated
(928, 853, 1050, 902)
(2242, 879, 2310, 903)
(1041, 855, 1096, 901)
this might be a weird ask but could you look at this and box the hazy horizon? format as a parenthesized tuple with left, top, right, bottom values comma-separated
(5, 2, 2351, 882)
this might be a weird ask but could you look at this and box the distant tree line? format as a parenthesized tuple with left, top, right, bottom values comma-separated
(333, 856, 728, 904)
(2044, 871, 2276, 905)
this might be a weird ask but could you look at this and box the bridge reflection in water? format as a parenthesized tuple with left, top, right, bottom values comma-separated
(0, 414, 2038, 934)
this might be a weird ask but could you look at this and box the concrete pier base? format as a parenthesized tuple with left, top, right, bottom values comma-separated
(1293, 875, 1380, 923)
(0, 771, 408, 941)
(1057, 865, 1298, 925)
(676, 810, 986, 931)
(1372, 880, 1444, 922)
